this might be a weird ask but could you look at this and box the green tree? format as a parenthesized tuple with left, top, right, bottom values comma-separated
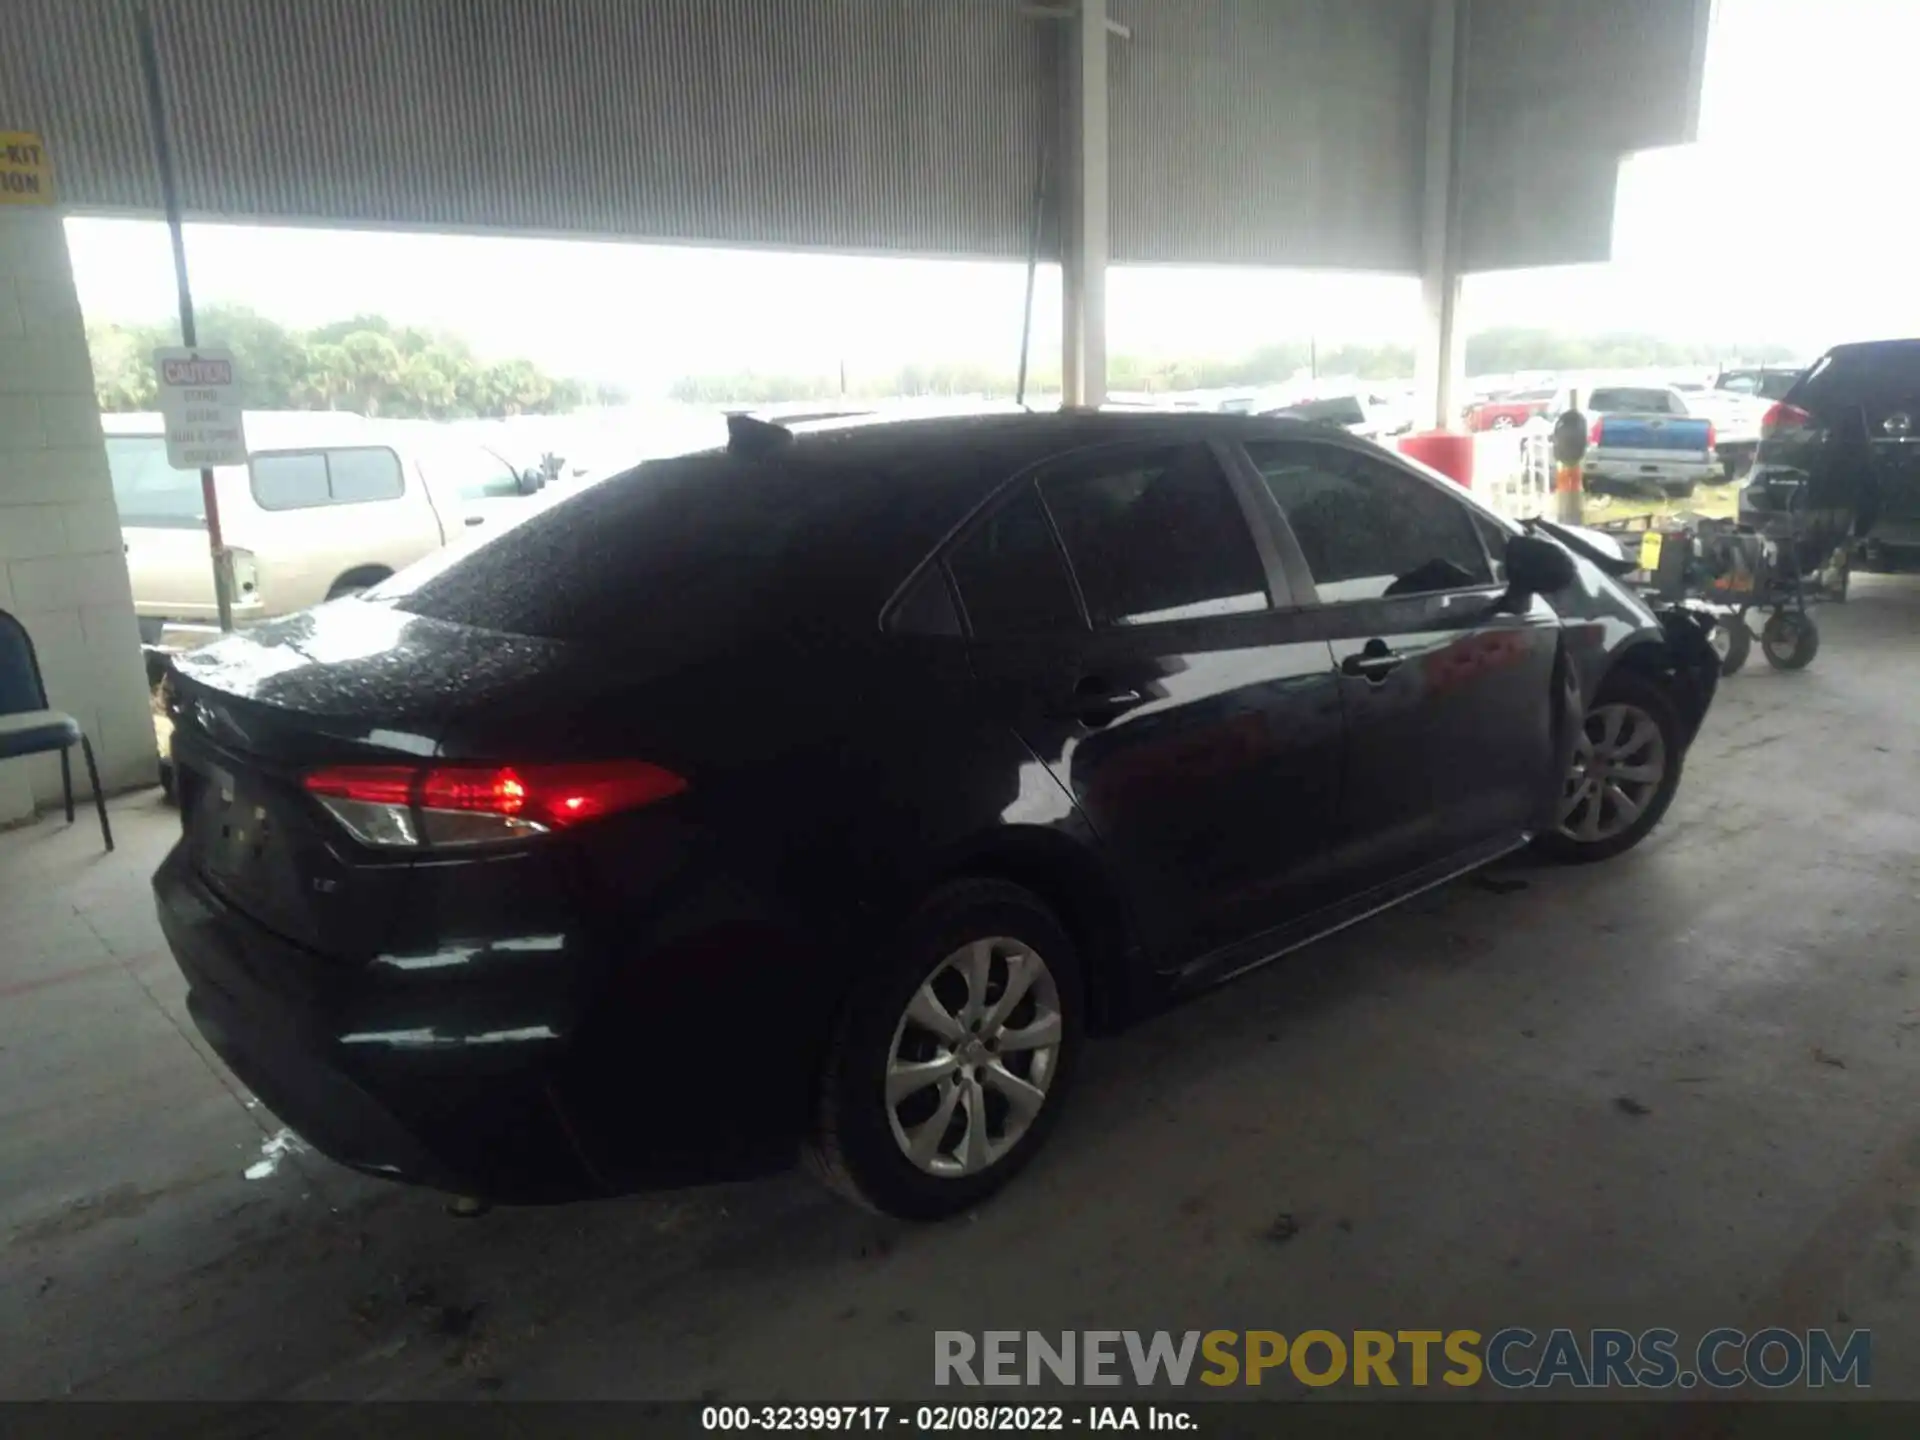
(84, 308, 597, 419)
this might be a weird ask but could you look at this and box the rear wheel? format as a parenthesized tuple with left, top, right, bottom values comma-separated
(1534, 670, 1685, 864)
(326, 567, 392, 601)
(1760, 610, 1820, 671)
(805, 880, 1083, 1219)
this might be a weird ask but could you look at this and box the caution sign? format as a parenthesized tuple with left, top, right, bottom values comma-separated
(154, 347, 247, 469)
(0, 132, 54, 205)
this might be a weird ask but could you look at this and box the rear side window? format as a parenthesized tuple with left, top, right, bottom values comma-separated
(1248, 440, 1491, 603)
(1038, 445, 1268, 627)
(947, 483, 1083, 637)
(252, 447, 405, 511)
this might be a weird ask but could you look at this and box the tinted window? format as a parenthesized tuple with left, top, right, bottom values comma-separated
(1587, 388, 1680, 414)
(326, 447, 406, 503)
(1040, 446, 1268, 627)
(947, 484, 1083, 637)
(251, 448, 404, 510)
(1799, 346, 1920, 411)
(250, 452, 331, 510)
(1248, 441, 1492, 603)
(106, 434, 203, 528)
(889, 566, 962, 637)
(1471, 510, 1512, 585)
(387, 443, 1006, 648)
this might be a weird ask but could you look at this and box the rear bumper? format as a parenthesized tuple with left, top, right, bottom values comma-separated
(1585, 455, 1717, 496)
(154, 842, 813, 1202)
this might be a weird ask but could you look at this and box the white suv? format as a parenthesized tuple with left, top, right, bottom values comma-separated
(106, 411, 544, 649)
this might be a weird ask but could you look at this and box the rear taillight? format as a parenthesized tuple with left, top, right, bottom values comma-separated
(303, 761, 686, 849)
(1706, 421, 1717, 450)
(1761, 402, 1814, 440)
(1589, 418, 1603, 445)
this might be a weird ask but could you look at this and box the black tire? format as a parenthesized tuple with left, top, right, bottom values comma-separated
(805, 879, 1084, 1220)
(1761, 611, 1819, 671)
(1532, 669, 1687, 865)
(1711, 615, 1751, 677)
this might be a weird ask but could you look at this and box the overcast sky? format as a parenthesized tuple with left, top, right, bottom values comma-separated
(62, 0, 1914, 395)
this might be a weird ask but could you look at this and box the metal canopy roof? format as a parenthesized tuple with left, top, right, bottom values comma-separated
(5, 0, 1707, 273)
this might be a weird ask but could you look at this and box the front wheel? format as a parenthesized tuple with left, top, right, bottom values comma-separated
(1761, 610, 1820, 671)
(1533, 670, 1686, 864)
(1710, 614, 1752, 676)
(805, 880, 1083, 1219)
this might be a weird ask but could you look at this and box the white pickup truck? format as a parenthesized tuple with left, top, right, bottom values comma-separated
(1670, 381, 1772, 480)
(1550, 383, 1720, 501)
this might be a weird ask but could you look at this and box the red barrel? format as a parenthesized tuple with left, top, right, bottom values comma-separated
(1398, 430, 1475, 488)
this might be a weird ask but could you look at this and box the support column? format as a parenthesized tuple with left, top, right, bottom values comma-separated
(0, 200, 155, 822)
(1414, 0, 1467, 433)
(1061, 0, 1109, 408)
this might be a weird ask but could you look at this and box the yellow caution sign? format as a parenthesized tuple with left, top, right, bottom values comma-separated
(0, 132, 54, 205)
(1638, 531, 1663, 573)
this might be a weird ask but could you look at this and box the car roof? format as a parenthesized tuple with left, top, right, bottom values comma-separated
(102, 409, 382, 450)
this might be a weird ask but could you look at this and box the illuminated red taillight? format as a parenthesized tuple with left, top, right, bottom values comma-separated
(1761, 401, 1813, 440)
(303, 761, 686, 848)
(1589, 418, 1604, 445)
(1706, 421, 1717, 450)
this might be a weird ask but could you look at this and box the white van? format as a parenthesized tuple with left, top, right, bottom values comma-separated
(106, 412, 546, 647)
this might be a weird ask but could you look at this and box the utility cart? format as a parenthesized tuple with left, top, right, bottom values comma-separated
(1591, 503, 1841, 675)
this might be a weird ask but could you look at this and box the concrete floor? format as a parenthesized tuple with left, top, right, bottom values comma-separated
(3, 578, 1918, 1405)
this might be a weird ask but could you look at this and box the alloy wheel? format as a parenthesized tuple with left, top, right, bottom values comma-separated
(884, 937, 1064, 1178)
(1557, 701, 1668, 844)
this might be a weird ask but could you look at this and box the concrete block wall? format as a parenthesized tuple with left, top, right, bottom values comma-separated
(1, 205, 155, 824)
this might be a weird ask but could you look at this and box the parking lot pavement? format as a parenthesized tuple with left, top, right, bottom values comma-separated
(3, 578, 1919, 1404)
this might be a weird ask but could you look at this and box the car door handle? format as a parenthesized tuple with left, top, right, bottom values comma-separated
(1059, 679, 1145, 725)
(1341, 642, 1404, 682)
(464, 515, 486, 527)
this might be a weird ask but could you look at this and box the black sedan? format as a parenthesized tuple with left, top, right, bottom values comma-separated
(155, 412, 1719, 1219)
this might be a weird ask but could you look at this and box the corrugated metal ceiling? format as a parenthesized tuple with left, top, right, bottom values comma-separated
(2, 0, 1708, 273)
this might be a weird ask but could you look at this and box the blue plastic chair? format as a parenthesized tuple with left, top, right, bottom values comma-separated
(0, 608, 113, 851)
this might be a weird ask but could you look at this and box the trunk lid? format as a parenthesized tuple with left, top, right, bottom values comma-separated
(167, 598, 590, 959)
(1596, 415, 1712, 455)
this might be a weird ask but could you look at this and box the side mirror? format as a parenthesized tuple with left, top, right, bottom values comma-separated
(516, 467, 544, 495)
(1505, 533, 1577, 595)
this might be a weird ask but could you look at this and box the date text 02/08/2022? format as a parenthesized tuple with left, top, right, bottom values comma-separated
(701, 1405, 1193, 1432)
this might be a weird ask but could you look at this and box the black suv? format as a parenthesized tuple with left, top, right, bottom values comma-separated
(1741, 340, 1920, 571)
(156, 412, 1719, 1219)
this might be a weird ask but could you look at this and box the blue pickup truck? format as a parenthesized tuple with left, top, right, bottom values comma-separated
(1550, 383, 1718, 500)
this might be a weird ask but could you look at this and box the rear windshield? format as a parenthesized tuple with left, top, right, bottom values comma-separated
(1796, 345, 1920, 409)
(107, 434, 204, 528)
(1587, 388, 1680, 414)
(377, 444, 957, 647)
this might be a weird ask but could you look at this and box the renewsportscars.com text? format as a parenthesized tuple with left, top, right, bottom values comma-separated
(934, 1328, 1871, 1390)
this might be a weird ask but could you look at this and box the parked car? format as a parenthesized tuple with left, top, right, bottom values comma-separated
(1668, 380, 1771, 480)
(1469, 388, 1557, 432)
(1547, 383, 1717, 500)
(1258, 391, 1384, 442)
(155, 411, 1719, 1218)
(1740, 339, 1920, 571)
(1715, 365, 1804, 403)
(108, 412, 547, 651)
